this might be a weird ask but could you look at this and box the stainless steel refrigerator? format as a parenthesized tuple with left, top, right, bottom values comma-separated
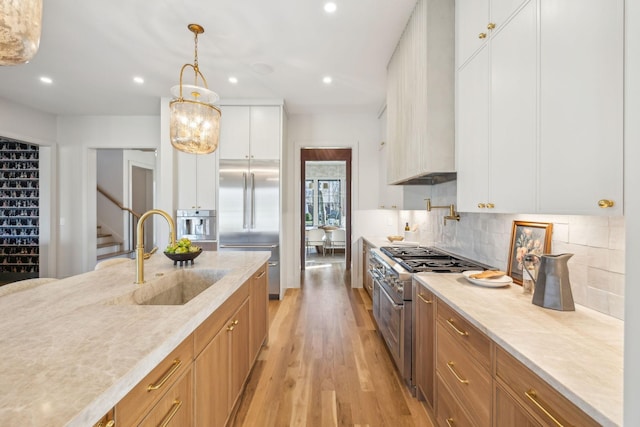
(218, 159, 280, 297)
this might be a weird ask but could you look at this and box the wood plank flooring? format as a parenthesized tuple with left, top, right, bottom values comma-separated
(232, 262, 433, 427)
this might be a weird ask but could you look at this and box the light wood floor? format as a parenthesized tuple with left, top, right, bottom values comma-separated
(231, 262, 433, 427)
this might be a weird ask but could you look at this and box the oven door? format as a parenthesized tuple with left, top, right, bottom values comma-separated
(376, 281, 405, 376)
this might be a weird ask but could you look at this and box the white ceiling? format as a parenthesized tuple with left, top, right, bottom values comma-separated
(0, 0, 417, 116)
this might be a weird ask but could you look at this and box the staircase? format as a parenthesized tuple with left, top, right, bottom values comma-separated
(97, 226, 133, 260)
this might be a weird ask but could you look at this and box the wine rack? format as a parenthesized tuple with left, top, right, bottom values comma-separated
(0, 137, 39, 283)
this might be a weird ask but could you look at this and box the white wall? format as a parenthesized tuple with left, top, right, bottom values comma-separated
(56, 115, 160, 276)
(283, 112, 381, 288)
(624, 0, 639, 422)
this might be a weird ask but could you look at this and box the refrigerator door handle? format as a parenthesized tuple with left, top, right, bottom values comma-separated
(250, 172, 256, 229)
(242, 172, 248, 229)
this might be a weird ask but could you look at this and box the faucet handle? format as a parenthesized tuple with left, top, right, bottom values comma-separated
(143, 247, 158, 260)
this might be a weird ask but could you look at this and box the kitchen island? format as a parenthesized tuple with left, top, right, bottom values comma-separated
(0, 250, 270, 427)
(414, 272, 623, 426)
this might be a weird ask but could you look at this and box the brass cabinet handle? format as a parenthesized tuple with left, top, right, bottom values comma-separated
(486, 203, 495, 209)
(446, 361, 469, 384)
(391, 205, 397, 209)
(598, 199, 614, 208)
(446, 318, 469, 336)
(487, 22, 496, 30)
(525, 390, 564, 427)
(94, 420, 115, 427)
(477, 203, 486, 209)
(256, 270, 266, 279)
(446, 418, 455, 427)
(479, 32, 487, 39)
(147, 359, 182, 391)
(417, 293, 433, 304)
(158, 399, 183, 427)
(227, 319, 239, 331)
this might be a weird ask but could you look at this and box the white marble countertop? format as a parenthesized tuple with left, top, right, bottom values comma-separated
(414, 273, 623, 427)
(0, 251, 270, 427)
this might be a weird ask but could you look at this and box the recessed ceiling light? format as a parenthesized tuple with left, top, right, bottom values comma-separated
(133, 76, 144, 84)
(324, 2, 337, 13)
(228, 76, 238, 84)
(323, 76, 332, 84)
(39, 76, 52, 84)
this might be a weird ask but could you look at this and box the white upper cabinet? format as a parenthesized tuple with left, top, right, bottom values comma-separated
(219, 106, 250, 159)
(538, 0, 623, 215)
(456, 0, 623, 215)
(456, 0, 528, 67)
(457, 0, 536, 213)
(177, 150, 217, 209)
(218, 106, 281, 160)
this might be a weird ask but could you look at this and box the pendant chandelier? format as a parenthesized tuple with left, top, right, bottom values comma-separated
(0, 0, 43, 66)
(169, 24, 221, 154)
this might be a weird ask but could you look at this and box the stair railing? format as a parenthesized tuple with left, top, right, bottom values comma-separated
(97, 186, 141, 254)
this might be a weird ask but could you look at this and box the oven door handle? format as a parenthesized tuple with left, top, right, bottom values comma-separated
(378, 281, 403, 310)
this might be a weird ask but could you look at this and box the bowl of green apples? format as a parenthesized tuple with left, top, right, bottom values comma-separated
(164, 237, 202, 266)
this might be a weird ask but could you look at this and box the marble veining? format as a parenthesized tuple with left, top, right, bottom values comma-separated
(414, 273, 623, 427)
(0, 251, 270, 427)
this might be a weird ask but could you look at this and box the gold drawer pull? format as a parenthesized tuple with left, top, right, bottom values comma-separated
(417, 293, 433, 304)
(94, 421, 115, 427)
(446, 361, 469, 384)
(227, 319, 239, 331)
(598, 199, 614, 208)
(147, 359, 182, 392)
(486, 203, 495, 208)
(446, 318, 469, 336)
(487, 22, 496, 30)
(256, 270, 266, 279)
(525, 389, 564, 427)
(446, 418, 455, 427)
(479, 32, 487, 39)
(159, 399, 183, 427)
(477, 203, 486, 208)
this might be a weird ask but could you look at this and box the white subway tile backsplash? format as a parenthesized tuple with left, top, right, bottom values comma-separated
(357, 185, 625, 320)
(553, 223, 569, 243)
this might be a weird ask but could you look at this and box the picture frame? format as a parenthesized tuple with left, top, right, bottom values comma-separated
(507, 221, 553, 285)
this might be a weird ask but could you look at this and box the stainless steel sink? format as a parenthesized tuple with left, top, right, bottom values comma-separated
(109, 269, 230, 306)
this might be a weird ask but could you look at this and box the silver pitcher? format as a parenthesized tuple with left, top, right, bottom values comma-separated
(525, 253, 575, 311)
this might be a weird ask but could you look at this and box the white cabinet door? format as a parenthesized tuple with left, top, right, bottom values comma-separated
(489, 0, 537, 213)
(219, 106, 280, 160)
(177, 151, 217, 209)
(456, 45, 489, 212)
(538, 0, 623, 215)
(219, 106, 250, 159)
(250, 106, 280, 160)
(456, 0, 489, 67)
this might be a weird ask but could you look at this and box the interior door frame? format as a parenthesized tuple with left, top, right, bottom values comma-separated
(300, 148, 352, 269)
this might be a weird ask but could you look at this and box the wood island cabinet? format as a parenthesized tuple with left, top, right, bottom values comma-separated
(112, 264, 269, 427)
(194, 280, 251, 427)
(249, 263, 269, 361)
(115, 336, 194, 427)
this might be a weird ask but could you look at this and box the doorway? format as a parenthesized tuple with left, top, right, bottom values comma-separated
(300, 148, 352, 270)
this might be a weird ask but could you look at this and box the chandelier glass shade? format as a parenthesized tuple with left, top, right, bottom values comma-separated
(169, 24, 221, 155)
(0, 0, 43, 66)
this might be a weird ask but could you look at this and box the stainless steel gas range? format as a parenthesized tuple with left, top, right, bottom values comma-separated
(368, 245, 491, 394)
